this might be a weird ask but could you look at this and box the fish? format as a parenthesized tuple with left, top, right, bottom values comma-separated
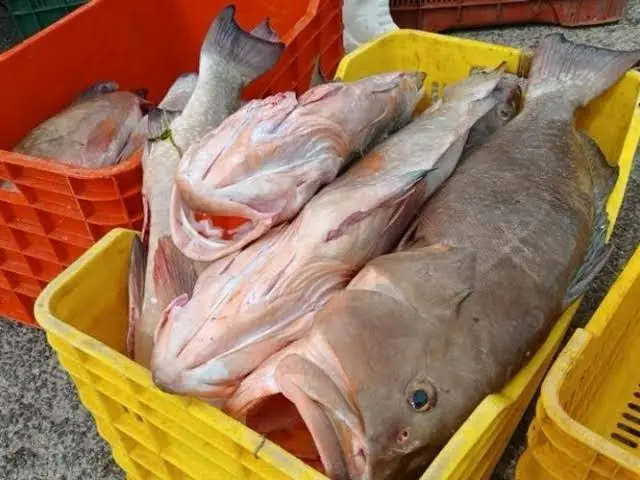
(149, 65, 517, 404)
(129, 5, 285, 367)
(464, 74, 523, 153)
(120, 72, 199, 165)
(13, 81, 148, 168)
(225, 34, 638, 480)
(169, 71, 428, 262)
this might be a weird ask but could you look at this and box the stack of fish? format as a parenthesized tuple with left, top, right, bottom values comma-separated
(18, 4, 640, 478)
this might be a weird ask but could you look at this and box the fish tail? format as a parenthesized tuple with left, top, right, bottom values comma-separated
(526, 33, 640, 107)
(250, 18, 280, 43)
(201, 6, 285, 82)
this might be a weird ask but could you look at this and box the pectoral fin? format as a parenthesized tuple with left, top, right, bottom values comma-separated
(152, 235, 199, 307)
(127, 234, 147, 359)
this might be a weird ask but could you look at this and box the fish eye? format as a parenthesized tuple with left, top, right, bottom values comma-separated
(498, 105, 512, 120)
(406, 381, 437, 412)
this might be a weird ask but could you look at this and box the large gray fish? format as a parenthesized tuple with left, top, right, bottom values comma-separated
(129, 6, 285, 367)
(225, 34, 638, 480)
(149, 66, 519, 404)
(14, 82, 147, 168)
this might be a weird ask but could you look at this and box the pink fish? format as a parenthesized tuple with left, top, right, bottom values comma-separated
(169, 71, 427, 262)
(14, 82, 147, 168)
(150, 66, 514, 404)
(128, 6, 285, 367)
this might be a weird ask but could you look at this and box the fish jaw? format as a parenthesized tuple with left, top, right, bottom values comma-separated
(150, 290, 319, 402)
(170, 183, 275, 261)
(225, 338, 368, 480)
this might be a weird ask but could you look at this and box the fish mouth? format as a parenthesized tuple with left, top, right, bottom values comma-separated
(226, 352, 368, 479)
(170, 184, 274, 262)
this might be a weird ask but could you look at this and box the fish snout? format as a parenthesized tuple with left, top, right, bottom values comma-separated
(405, 71, 427, 91)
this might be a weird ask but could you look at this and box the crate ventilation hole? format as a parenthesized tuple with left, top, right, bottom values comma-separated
(610, 386, 640, 449)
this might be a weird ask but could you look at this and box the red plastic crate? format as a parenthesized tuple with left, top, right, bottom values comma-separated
(390, 0, 627, 32)
(0, 0, 344, 327)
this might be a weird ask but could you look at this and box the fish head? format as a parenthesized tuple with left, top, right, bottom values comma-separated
(171, 92, 300, 260)
(228, 246, 478, 479)
(304, 290, 469, 480)
(465, 74, 523, 151)
(349, 71, 427, 123)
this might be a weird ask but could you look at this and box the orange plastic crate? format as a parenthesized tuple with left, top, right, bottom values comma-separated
(0, 0, 344, 327)
(390, 0, 627, 32)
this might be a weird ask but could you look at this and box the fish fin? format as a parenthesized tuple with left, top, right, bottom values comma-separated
(358, 244, 476, 319)
(127, 234, 147, 359)
(563, 207, 612, 307)
(325, 169, 433, 242)
(298, 83, 344, 105)
(250, 18, 280, 43)
(132, 88, 150, 100)
(526, 33, 640, 106)
(577, 131, 619, 201)
(74, 81, 119, 102)
(147, 107, 181, 140)
(395, 218, 419, 251)
(86, 118, 118, 161)
(152, 235, 199, 307)
(159, 73, 198, 112)
(117, 117, 148, 163)
(201, 6, 285, 81)
(141, 194, 150, 245)
(563, 132, 618, 307)
(309, 55, 327, 89)
(442, 63, 505, 103)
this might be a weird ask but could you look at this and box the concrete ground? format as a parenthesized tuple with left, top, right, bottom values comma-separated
(0, 2, 639, 479)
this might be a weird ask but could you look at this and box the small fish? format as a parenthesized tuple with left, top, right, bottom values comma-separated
(14, 81, 147, 168)
(170, 71, 426, 262)
(149, 66, 512, 404)
(226, 34, 638, 480)
(131, 5, 285, 367)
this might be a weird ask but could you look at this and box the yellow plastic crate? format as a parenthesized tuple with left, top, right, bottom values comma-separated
(34, 30, 640, 480)
(516, 244, 640, 480)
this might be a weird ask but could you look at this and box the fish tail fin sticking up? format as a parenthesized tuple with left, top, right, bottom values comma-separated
(563, 133, 618, 307)
(127, 234, 147, 359)
(250, 18, 280, 43)
(526, 33, 640, 107)
(201, 6, 285, 82)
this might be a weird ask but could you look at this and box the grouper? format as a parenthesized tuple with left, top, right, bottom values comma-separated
(225, 34, 638, 479)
